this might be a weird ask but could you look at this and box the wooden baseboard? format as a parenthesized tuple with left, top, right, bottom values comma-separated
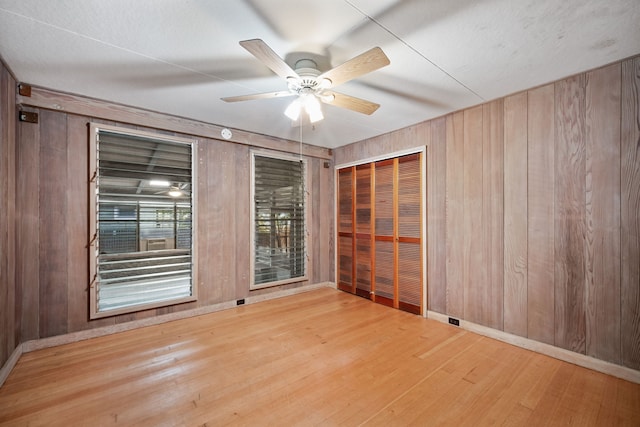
(22, 282, 335, 354)
(0, 344, 22, 388)
(427, 310, 640, 384)
(1, 282, 336, 388)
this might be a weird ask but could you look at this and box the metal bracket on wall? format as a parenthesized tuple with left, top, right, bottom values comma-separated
(18, 83, 31, 97)
(18, 110, 38, 124)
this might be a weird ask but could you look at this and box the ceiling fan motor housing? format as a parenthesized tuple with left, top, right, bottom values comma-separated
(288, 59, 331, 95)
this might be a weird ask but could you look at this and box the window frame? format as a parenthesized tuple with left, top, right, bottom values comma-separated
(250, 149, 309, 290)
(88, 123, 198, 319)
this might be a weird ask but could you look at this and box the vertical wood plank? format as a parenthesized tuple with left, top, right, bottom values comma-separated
(482, 100, 504, 330)
(221, 143, 236, 302)
(0, 64, 17, 364)
(17, 112, 40, 341)
(39, 110, 69, 338)
(428, 117, 447, 313)
(9, 71, 17, 353)
(320, 158, 333, 283)
(209, 139, 227, 302)
(445, 112, 465, 318)
(310, 158, 322, 284)
(0, 67, 7, 365)
(528, 84, 556, 345)
(234, 145, 251, 298)
(197, 139, 215, 304)
(554, 75, 587, 354)
(585, 62, 621, 364)
(463, 106, 484, 324)
(503, 92, 528, 337)
(66, 116, 92, 331)
(621, 57, 640, 370)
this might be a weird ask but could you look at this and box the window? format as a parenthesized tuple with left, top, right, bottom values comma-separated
(251, 152, 307, 288)
(89, 124, 196, 318)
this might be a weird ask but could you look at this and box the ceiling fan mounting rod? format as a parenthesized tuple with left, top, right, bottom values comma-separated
(294, 58, 318, 71)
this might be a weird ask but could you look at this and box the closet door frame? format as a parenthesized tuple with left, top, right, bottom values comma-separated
(335, 146, 427, 317)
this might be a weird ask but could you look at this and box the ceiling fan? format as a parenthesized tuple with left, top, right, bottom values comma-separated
(221, 39, 390, 123)
(150, 180, 190, 198)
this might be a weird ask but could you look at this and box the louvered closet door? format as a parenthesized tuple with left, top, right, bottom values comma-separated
(397, 154, 422, 314)
(336, 152, 423, 315)
(373, 159, 395, 308)
(337, 167, 354, 293)
(355, 164, 373, 298)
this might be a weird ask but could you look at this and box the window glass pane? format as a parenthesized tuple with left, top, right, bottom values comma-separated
(94, 129, 194, 314)
(254, 155, 306, 285)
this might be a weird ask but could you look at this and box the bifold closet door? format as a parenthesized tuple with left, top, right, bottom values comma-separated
(373, 159, 395, 307)
(337, 153, 423, 315)
(337, 167, 354, 292)
(396, 154, 422, 314)
(355, 164, 373, 298)
(372, 154, 422, 313)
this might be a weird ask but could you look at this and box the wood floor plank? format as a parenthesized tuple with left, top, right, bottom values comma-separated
(0, 288, 638, 426)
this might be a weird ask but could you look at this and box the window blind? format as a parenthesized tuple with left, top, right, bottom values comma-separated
(253, 155, 306, 285)
(94, 129, 194, 313)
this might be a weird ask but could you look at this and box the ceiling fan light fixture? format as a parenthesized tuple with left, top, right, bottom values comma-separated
(284, 98, 302, 120)
(320, 92, 335, 103)
(303, 94, 323, 123)
(150, 179, 170, 187)
(319, 78, 332, 89)
(308, 107, 324, 123)
(168, 188, 183, 198)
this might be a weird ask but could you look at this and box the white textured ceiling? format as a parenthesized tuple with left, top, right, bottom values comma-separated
(0, 0, 638, 149)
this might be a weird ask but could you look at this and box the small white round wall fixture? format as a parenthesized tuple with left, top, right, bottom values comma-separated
(221, 128, 232, 139)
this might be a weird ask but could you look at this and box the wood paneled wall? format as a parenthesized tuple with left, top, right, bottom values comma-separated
(335, 55, 640, 370)
(0, 62, 17, 369)
(13, 92, 333, 341)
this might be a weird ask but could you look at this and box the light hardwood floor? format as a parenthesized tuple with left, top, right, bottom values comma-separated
(1, 288, 638, 426)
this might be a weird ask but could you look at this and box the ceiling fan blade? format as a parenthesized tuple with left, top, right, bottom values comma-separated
(323, 91, 380, 115)
(318, 47, 390, 88)
(221, 91, 294, 103)
(239, 39, 299, 81)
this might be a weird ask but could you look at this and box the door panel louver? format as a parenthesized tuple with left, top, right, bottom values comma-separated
(356, 236, 372, 296)
(375, 161, 394, 236)
(398, 242, 421, 306)
(398, 155, 421, 239)
(339, 236, 353, 287)
(356, 165, 372, 234)
(375, 240, 394, 299)
(338, 169, 353, 233)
